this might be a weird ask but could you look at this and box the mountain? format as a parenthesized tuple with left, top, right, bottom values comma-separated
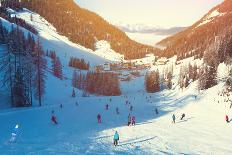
(2, 0, 160, 60)
(114, 23, 186, 36)
(158, 0, 232, 62)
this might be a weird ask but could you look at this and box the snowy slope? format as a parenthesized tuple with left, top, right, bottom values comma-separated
(15, 8, 123, 66)
(0, 7, 232, 155)
(0, 72, 232, 154)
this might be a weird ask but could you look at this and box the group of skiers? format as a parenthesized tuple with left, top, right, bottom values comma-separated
(128, 114, 136, 126)
(172, 113, 186, 124)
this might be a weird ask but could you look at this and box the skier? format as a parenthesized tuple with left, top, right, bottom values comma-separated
(116, 107, 119, 114)
(127, 114, 131, 126)
(110, 98, 112, 102)
(155, 108, 159, 115)
(172, 114, 176, 124)
(125, 100, 128, 105)
(60, 104, 63, 109)
(180, 113, 185, 120)
(132, 116, 136, 126)
(97, 114, 102, 123)
(9, 124, 19, 142)
(51, 112, 58, 124)
(226, 115, 230, 123)
(130, 105, 133, 111)
(113, 131, 119, 146)
(105, 104, 109, 110)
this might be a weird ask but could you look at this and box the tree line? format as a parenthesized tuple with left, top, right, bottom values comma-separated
(0, 21, 46, 107)
(72, 71, 121, 96)
(69, 57, 89, 70)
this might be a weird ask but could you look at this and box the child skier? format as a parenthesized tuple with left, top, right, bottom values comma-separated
(97, 114, 102, 123)
(113, 131, 119, 146)
(9, 124, 19, 142)
(180, 113, 185, 120)
(226, 115, 229, 123)
(172, 114, 176, 124)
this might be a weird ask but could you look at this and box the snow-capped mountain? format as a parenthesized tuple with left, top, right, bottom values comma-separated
(114, 22, 186, 35)
(157, 0, 232, 60)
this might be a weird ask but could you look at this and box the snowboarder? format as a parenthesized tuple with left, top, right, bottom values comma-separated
(226, 115, 230, 123)
(9, 124, 19, 142)
(130, 105, 133, 111)
(105, 104, 109, 110)
(113, 131, 119, 146)
(116, 107, 119, 114)
(180, 113, 185, 120)
(132, 116, 136, 126)
(51, 113, 58, 124)
(172, 114, 176, 124)
(128, 114, 131, 126)
(97, 114, 102, 123)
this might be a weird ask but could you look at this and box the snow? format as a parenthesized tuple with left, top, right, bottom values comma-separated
(94, 40, 124, 62)
(196, 10, 225, 28)
(0, 7, 232, 155)
(15, 8, 122, 66)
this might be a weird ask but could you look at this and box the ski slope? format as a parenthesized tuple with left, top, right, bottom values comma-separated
(0, 7, 232, 155)
(0, 74, 232, 154)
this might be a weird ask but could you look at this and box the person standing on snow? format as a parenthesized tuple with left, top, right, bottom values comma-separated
(132, 116, 136, 126)
(105, 104, 109, 110)
(113, 131, 119, 146)
(51, 113, 58, 125)
(172, 114, 176, 124)
(155, 108, 159, 115)
(97, 114, 102, 123)
(226, 115, 230, 123)
(116, 107, 119, 115)
(130, 105, 133, 111)
(9, 124, 19, 142)
(128, 114, 131, 126)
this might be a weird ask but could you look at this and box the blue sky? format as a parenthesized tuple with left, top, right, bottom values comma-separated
(74, 0, 223, 27)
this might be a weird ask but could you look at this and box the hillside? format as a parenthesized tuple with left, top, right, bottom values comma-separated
(157, 0, 232, 61)
(1, 0, 160, 60)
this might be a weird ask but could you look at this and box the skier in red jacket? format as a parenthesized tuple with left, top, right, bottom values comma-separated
(226, 115, 229, 123)
(51, 114, 58, 124)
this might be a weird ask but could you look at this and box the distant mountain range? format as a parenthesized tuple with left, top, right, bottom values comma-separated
(114, 23, 186, 35)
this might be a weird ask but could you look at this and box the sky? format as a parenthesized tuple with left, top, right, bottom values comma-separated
(74, 0, 223, 27)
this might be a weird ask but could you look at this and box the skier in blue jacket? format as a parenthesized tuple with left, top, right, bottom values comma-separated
(113, 131, 119, 146)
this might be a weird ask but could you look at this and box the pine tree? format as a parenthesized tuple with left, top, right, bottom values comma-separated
(34, 38, 47, 106)
(52, 57, 62, 79)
